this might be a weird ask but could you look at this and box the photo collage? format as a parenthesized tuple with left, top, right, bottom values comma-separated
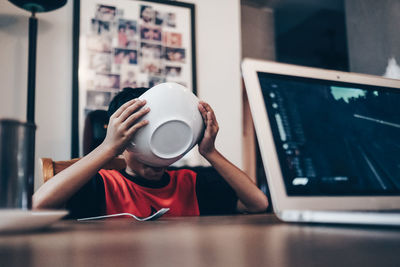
(84, 3, 190, 112)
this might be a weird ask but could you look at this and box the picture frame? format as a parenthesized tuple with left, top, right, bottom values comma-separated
(72, 0, 196, 157)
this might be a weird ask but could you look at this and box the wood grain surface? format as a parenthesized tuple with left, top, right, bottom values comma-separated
(1, 214, 399, 267)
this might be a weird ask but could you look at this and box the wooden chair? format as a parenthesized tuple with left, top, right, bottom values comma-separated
(40, 157, 126, 183)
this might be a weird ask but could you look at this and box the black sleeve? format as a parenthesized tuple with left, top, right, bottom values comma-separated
(195, 168, 238, 215)
(65, 173, 105, 219)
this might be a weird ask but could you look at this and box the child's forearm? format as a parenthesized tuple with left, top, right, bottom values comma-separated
(33, 98, 149, 210)
(32, 143, 117, 210)
(203, 149, 269, 213)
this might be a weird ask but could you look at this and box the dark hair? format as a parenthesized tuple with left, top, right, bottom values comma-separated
(107, 87, 149, 119)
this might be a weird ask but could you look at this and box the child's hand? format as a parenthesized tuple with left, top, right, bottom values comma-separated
(102, 99, 150, 156)
(198, 101, 219, 157)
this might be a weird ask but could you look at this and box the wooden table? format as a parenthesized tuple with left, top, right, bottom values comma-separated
(1, 214, 400, 267)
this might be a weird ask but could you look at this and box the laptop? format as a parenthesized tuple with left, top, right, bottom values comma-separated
(241, 58, 400, 226)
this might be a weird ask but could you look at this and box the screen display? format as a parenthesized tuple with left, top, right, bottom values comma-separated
(257, 72, 400, 196)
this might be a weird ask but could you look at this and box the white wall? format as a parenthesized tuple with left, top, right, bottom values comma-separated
(0, 0, 242, 190)
(186, 0, 243, 168)
(0, 2, 73, 191)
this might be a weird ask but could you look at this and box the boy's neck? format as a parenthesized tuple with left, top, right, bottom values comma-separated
(122, 168, 170, 188)
(124, 166, 165, 181)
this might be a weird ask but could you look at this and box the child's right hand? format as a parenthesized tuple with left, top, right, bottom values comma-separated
(102, 99, 150, 156)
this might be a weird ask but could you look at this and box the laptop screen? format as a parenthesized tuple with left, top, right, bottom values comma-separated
(257, 71, 400, 196)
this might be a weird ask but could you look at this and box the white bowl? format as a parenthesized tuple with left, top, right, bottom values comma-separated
(129, 82, 204, 167)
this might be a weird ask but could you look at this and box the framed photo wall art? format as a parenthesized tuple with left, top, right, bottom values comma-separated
(72, 0, 196, 157)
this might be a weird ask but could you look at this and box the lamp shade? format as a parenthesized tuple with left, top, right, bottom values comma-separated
(9, 0, 67, 12)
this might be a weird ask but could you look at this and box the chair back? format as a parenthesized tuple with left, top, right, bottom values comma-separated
(83, 110, 109, 155)
(40, 157, 126, 183)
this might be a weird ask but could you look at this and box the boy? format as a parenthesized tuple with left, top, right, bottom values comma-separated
(33, 87, 268, 218)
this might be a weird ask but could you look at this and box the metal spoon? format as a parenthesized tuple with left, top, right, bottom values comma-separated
(77, 208, 170, 222)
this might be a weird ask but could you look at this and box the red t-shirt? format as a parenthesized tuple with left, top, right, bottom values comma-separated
(66, 167, 238, 219)
(99, 169, 200, 217)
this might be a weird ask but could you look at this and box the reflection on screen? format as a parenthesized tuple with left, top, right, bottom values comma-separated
(258, 72, 400, 196)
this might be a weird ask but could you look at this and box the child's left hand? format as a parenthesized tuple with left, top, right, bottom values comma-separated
(198, 101, 219, 157)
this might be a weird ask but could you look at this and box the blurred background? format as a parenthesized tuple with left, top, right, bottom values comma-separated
(1, 0, 398, 190)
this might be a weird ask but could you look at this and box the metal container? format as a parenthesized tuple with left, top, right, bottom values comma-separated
(0, 119, 36, 209)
